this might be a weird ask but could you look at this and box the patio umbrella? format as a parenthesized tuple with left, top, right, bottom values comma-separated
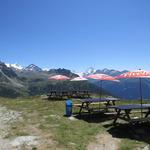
(86, 73, 119, 99)
(115, 69, 150, 117)
(48, 75, 70, 91)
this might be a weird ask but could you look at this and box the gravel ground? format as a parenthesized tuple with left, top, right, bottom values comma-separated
(87, 133, 121, 150)
(0, 106, 39, 150)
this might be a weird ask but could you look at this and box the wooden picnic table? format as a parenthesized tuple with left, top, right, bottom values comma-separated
(71, 90, 90, 98)
(112, 104, 150, 124)
(47, 91, 70, 99)
(47, 90, 90, 99)
(78, 97, 119, 115)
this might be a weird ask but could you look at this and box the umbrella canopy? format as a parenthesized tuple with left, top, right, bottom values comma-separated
(70, 76, 88, 81)
(48, 75, 70, 91)
(116, 70, 150, 79)
(48, 75, 70, 81)
(86, 73, 118, 81)
(86, 73, 118, 99)
(115, 69, 150, 117)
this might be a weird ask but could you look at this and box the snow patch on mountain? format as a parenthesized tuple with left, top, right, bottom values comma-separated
(43, 68, 50, 71)
(5, 63, 23, 70)
(72, 67, 96, 77)
(74, 72, 84, 77)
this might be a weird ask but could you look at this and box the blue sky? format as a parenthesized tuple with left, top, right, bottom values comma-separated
(0, 0, 150, 72)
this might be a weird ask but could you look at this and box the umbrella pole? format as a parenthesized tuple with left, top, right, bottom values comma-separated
(139, 78, 143, 118)
(99, 80, 102, 110)
(100, 80, 102, 100)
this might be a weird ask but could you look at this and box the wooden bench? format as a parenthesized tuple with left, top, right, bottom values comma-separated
(73, 103, 82, 107)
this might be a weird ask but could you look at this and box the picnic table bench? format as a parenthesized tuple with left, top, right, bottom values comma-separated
(111, 104, 150, 124)
(78, 97, 119, 115)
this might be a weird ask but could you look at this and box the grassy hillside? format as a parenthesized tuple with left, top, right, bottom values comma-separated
(0, 97, 149, 149)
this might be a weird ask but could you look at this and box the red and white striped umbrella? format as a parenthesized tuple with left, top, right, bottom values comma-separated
(86, 73, 118, 81)
(115, 69, 150, 117)
(116, 70, 150, 79)
(86, 74, 119, 99)
(48, 75, 70, 91)
(48, 75, 70, 81)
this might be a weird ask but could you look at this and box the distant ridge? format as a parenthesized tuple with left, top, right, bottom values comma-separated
(73, 67, 129, 77)
(48, 68, 78, 78)
(95, 68, 128, 76)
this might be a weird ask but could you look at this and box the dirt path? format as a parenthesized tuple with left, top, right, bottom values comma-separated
(87, 133, 121, 150)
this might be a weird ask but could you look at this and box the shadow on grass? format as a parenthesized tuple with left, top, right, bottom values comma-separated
(74, 111, 115, 123)
(104, 122, 150, 144)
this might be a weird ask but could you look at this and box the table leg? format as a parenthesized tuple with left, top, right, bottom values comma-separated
(86, 102, 91, 114)
(112, 101, 115, 105)
(145, 108, 150, 118)
(105, 102, 109, 112)
(79, 102, 91, 115)
(79, 102, 84, 116)
(124, 109, 131, 121)
(107, 101, 110, 106)
(113, 109, 121, 124)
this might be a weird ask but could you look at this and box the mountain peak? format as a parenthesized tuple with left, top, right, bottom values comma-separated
(24, 64, 42, 72)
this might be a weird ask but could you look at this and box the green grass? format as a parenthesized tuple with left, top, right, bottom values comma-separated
(0, 96, 149, 149)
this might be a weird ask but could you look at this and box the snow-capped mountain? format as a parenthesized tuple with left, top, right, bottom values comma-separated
(95, 68, 128, 76)
(43, 68, 50, 71)
(24, 64, 42, 72)
(84, 67, 96, 75)
(0, 62, 18, 78)
(72, 67, 96, 77)
(5, 63, 23, 70)
(74, 67, 129, 77)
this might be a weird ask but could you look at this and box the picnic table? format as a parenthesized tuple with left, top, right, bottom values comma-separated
(71, 90, 90, 98)
(47, 90, 90, 99)
(112, 104, 150, 124)
(47, 91, 70, 99)
(78, 97, 119, 115)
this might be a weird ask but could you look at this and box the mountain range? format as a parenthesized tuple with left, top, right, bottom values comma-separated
(1, 61, 150, 100)
(4, 63, 127, 76)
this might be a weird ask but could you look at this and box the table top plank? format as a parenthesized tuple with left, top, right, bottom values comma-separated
(112, 104, 150, 110)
